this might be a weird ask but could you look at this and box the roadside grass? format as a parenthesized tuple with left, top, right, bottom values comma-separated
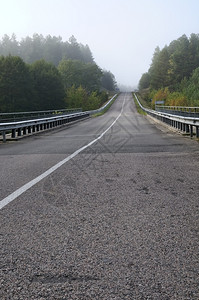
(132, 93, 147, 115)
(138, 88, 152, 108)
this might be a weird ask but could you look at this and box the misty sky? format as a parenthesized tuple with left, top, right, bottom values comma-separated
(0, 0, 199, 88)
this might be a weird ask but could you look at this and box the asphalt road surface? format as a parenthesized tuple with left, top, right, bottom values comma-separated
(0, 93, 199, 299)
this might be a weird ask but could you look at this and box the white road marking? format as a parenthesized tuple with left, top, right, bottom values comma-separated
(0, 95, 126, 210)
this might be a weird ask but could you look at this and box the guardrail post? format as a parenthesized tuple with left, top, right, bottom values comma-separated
(190, 125, 193, 137)
(196, 126, 199, 138)
(23, 127, 27, 135)
(12, 129, 16, 138)
(185, 124, 189, 133)
(183, 123, 186, 132)
(17, 128, 22, 137)
(28, 126, 31, 134)
(2, 131, 6, 142)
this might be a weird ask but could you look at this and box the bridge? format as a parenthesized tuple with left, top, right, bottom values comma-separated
(0, 93, 198, 299)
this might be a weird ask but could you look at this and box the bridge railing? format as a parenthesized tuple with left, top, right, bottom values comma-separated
(0, 108, 82, 123)
(155, 105, 199, 118)
(0, 94, 117, 142)
(134, 93, 199, 138)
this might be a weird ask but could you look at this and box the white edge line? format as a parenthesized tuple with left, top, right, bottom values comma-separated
(0, 96, 126, 210)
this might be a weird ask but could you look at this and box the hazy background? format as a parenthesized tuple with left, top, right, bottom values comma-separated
(0, 0, 199, 88)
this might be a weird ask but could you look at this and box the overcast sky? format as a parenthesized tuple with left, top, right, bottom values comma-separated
(0, 0, 199, 88)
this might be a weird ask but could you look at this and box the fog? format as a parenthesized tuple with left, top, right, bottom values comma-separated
(1, 0, 199, 88)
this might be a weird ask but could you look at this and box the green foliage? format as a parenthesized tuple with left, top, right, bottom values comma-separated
(140, 34, 199, 91)
(167, 35, 191, 85)
(138, 73, 150, 90)
(0, 34, 19, 56)
(166, 92, 188, 106)
(184, 67, 199, 103)
(151, 87, 169, 108)
(150, 89, 188, 107)
(0, 35, 117, 112)
(0, 34, 94, 65)
(101, 70, 117, 91)
(0, 55, 33, 112)
(66, 85, 87, 109)
(43, 35, 62, 66)
(98, 91, 109, 106)
(150, 47, 170, 89)
(30, 60, 65, 110)
(65, 86, 107, 111)
(149, 67, 199, 107)
(58, 59, 102, 91)
(87, 92, 101, 110)
(139, 33, 199, 107)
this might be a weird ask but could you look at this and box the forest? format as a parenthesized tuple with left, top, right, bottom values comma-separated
(0, 34, 117, 113)
(138, 33, 199, 107)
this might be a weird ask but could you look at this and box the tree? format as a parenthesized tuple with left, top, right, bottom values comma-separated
(65, 86, 103, 111)
(188, 33, 199, 73)
(184, 67, 199, 104)
(19, 34, 45, 63)
(58, 59, 102, 92)
(86, 91, 101, 110)
(140, 33, 199, 92)
(58, 59, 83, 89)
(0, 34, 19, 56)
(0, 55, 33, 112)
(30, 60, 65, 110)
(138, 72, 150, 89)
(149, 46, 170, 89)
(83, 63, 102, 91)
(101, 70, 117, 91)
(0, 34, 96, 66)
(19, 36, 33, 62)
(151, 87, 169, 107)
(65, 35, 82, 61)
(43, 35, 62, 65)
(79, 44, 94, 63)
(65, 85, 87, 109)
(168, 35, 190, 85)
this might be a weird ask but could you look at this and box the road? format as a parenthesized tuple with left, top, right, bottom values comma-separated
(0, 93, 199, 299)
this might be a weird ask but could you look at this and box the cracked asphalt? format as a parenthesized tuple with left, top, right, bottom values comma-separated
(0, 93, 199, 299)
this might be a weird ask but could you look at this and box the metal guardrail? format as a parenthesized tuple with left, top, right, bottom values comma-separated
(0, 94, 117, 142)
(88, 94, 117, 115)
(0, 108, 82, 123)
(134, 93, 199, 138)
(156, 105, 199, 118)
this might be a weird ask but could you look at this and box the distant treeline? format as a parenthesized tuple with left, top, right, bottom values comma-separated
(139, 33, 199, 107)
(0, 34, 94, 65)
(0, 34, 117, 113)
